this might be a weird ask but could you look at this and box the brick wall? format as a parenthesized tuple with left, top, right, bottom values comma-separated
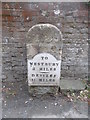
(2, 2, 88, 82)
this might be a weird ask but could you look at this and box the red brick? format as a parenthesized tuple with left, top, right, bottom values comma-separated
(2, 9, 11, 16)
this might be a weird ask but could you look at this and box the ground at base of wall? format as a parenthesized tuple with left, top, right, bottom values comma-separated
(2, 81, 89, 118)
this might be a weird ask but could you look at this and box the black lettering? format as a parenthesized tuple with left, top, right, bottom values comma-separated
(38, 63, 40, 65)
(49, 63, 51, 66)
(34, 63, 36, 65)
(46, 74, 48, 77)
(30, 62, 33, 66)
(40, 68, 42, 71)
(39, 79, 42, 82)
(52, 63, 55, 66)
(50, 68, 52, 71)
(32, 74, 35, 77)
(54, 75, 56, 77)
(50, 74, 52, 77)
(41, 63, 44, 66)
(32, 79, 35, 81)
(49, 79, 52, 82)
(54, 68, 56, 71)
(41, 56, 44, 60)
(46, 68, 49, 71)
(40, 74, 42, 77)
(56, 63, 59, 66)
(45, 63, 48, 66)
(43, 79, 45, 81)
(36, 74, 38, 77)
(45, 57, 48, 60)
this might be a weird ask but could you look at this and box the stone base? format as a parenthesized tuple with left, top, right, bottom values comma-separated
(60, 79, 86, 90)
(28, 86, 59, 96)
(28, 80, 86, 96)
